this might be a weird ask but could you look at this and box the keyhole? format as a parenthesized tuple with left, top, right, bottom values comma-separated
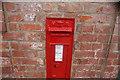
(54, 65, 56, 67)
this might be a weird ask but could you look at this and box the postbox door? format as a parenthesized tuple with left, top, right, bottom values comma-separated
(50, 44, 68, 78)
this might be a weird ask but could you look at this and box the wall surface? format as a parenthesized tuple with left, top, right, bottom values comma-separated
(1, 2, 120, 78)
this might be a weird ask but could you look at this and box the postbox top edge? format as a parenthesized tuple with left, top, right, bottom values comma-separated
(46, 17, 75, 20)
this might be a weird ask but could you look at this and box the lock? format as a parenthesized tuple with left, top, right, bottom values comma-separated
(46, 18, 75, 78)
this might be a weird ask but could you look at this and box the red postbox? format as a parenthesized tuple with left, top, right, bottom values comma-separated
(46, 18, 75, 78)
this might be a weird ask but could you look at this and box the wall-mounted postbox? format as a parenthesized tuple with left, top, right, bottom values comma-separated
(46, 18, 75, 78)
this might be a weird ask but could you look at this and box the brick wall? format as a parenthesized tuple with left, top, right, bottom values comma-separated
(1, 2, 119, 78)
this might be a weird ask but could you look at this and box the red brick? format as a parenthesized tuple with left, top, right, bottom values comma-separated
(12, 58, 21, 65)
(37, 66, 45, 71)
(108, 52, 118, 58)
(2, 66, 13, 74)
(94, 25, 112, 33)
(113, 59, 119, 65)
(10, 72, 23, 78)
(88, 59, 99, 64)
(97, 4, 116, 14)
(97, 34, 109, 43)
(87, 71, 96, 78)
(72, 65, 91, 72)
(76, 34, 97, 42)
(78, 15, 93, 22)
(43, 3, 57, 11)
(105, 66, 114, 72)
(22, 58, 42, 65)
(15, 3, 42, 12)
(23, 13, 36, 22)
(80, 43, 92, 50)
(64, 13, 77, 18)
(46, 13, 62, 17)
(23, 72, 44, 78)
(37, 32, 45, 41)
(95, 51, 106, 58)
(10, 41, 44, 50)
(92, 43, 102, 50)
(20, 42, 44, 50)
(36, 51, 45, 58)
(2, 32, 24, 40)
(73, 59, 88, 64)
(83, 3, 100, 13)
(25, 66, 37, 71)
(0, 11, 3, 21)
(36, 13, 46, 22)
(0, 22, 7, 32)
(74, 51, 94, 58)
(10, 41, 20, 49)
(92, 65, 101, 71)
(58, 3, 83, 12)
(1, 41, 9, 49)
(8, 23, 18, 31)
(2, 51, 10, 57)
(12, 50, 37, 58)
(78, 14, 113, 24)
(13, 65, 25, 71)
(76, 23, 94, 32)
(110, 43, 118, 51)
(72, 72, 87, 77)
(2, 58, 11, 67)
(7, 12, 22, 21)
(25, 32, 37, 41)
(4, 2, 15, 11)
(19, 23, 43, 31)
(111, 35, 119, 43)
(0, 2, 2, 11)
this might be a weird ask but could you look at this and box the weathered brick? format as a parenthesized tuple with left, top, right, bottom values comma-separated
(2, 66, 13, 74)
(72, 72, 87, 77)
(37, 32, 45, 41)
(12, 58, 21, 65)
(13, 65, 25, 72)
(97, 4, 116, 14)
(7, 12, 22, 22)
(19, 23, 43, 31)
(105, 66, 114, 72)
(64, 13, 77, 18)
(78, 14, 113, 24)
(76, 34, 97, 42)
(25, 66, 37, 71)
(15, 2, 42, 12)
(94, 25, 112, 34)
(76, 23, 94, 32)
(12, 50, 37, 58)
(0, 22, 7, 32)
(74, 51, 94, 58)
(43, 3, 57, 11)
(1, 51, 10, 57)
(46, 13, 62, 17)
(23, 72, 45, 78)
(4, 2, 15, 11)
(8, 23, 18, 31)
(1, 41, 9, 49)
(23, 13, 36, 22)
(25, 32, 37, 41)
(97, 34, 109, 43)
(80, 43, 92, 50)
(58, 3, 83, 12)
(21, 58, 43, 65)
(72, 65, 91, 72)
(2, 32, 24, 40)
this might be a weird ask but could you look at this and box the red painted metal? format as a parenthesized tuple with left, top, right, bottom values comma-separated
(46, 18, 75, 78)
